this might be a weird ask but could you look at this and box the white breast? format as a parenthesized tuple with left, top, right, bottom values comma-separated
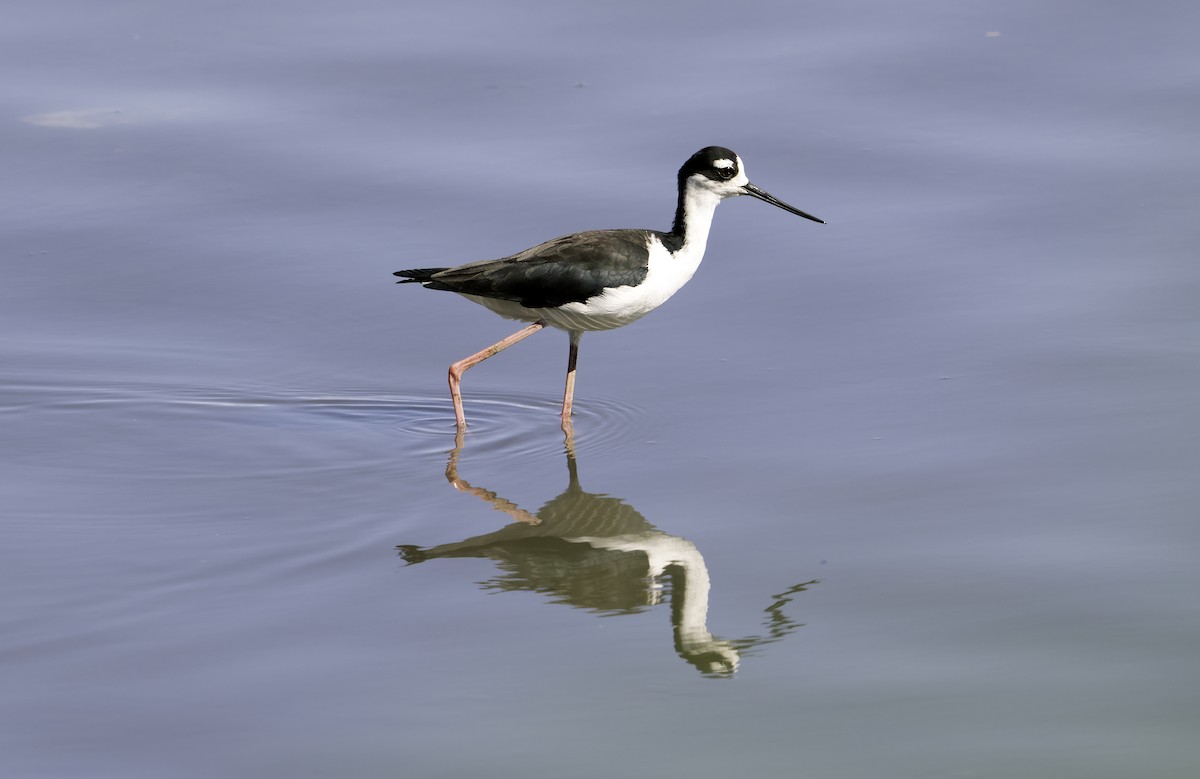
(551, 236, 706, 330)
(460, 234, 710, 332)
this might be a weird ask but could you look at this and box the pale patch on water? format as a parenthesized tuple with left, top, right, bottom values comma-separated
(22, 106, 197, 129)
(23, 108, 131, 128)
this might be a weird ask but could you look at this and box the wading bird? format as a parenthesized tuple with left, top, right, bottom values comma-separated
(395, 146, 823, 430)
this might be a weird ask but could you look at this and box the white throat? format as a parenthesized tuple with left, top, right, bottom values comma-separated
(678, 185, 722, 254)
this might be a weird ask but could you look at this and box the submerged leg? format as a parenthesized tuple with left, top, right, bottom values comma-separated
(449, 321, 545, 428)
(560, 331, 582, 430)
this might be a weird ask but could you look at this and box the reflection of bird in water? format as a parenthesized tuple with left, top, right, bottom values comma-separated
(398, 439, 816, 677)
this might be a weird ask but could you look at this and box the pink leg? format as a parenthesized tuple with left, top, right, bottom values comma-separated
(560, 331, 581, 431)
(449, 321, 545, 428)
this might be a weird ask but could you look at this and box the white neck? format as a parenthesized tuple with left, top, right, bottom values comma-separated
(678, 186, 721, 253)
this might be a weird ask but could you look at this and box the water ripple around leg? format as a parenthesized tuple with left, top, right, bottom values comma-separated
(3, 380, 653, 476)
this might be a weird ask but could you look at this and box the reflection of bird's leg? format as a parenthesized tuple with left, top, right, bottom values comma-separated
(443, 433, 540, 525)
(444, 428, 467, 486)
(562, 414, 578, 464)
(449, 320, 546, 429)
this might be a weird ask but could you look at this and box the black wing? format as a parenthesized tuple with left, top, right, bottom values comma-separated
(394, 267, 449, 285)
(396, 229, 655, 308)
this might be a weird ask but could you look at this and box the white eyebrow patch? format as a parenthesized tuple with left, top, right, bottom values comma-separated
(713, 158, 735, 169)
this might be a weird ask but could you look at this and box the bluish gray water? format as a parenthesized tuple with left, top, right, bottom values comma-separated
(4, 1, 1199, 777)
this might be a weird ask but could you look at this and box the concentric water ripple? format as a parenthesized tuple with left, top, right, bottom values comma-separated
(414, 386, 652, 459)
(3, 379, 653, 479)
(184, 385, 651, 460)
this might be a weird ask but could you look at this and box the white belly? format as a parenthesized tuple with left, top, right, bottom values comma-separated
(459, 238, 706, 332)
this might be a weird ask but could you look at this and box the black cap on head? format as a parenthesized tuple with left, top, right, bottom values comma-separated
(679, 146, 741, 182)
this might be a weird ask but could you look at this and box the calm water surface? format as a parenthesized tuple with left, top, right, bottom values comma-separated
(4, 1, 1199, 777)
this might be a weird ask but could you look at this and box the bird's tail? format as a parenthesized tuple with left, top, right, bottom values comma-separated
(393, 268, 449, 284)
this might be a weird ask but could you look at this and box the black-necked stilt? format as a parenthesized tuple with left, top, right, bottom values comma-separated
(395, 146, 823, 430)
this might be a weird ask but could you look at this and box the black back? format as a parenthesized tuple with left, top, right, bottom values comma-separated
(394, 228, 655, 308)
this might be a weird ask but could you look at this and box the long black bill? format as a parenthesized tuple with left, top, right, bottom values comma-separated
(743, 183, 824, 224)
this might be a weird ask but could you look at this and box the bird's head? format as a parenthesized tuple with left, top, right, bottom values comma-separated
(679, 146, 824, 224)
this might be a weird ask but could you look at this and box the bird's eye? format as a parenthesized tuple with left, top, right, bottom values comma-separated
(714, 165, 736, 180)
